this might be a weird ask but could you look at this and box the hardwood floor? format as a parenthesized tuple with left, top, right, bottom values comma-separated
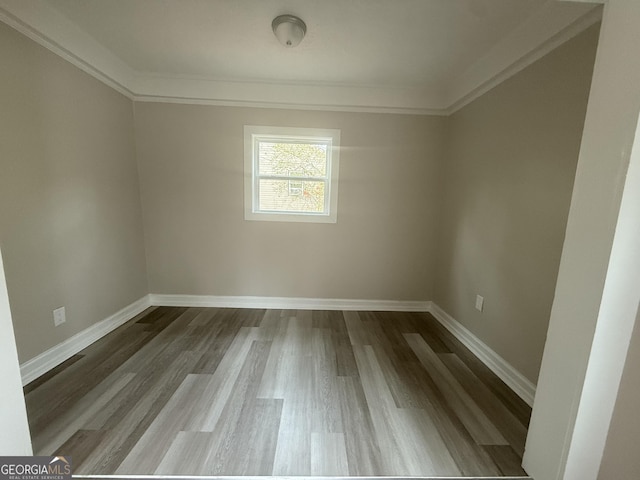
(24, 307, 531, 477)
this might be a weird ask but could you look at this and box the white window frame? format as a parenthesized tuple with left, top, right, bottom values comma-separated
(244, 125, 341, 223)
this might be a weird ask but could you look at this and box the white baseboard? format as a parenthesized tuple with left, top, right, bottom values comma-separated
(428, 302, 536, 406)
(20, 293, 534, 408)
(149, 294, 432, 312)
(20, 295, 151, 386)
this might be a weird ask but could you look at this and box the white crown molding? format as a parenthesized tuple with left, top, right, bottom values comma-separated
(0, 0, 601, 115)
(445, 2, 602, 114)
(134, 95, 446, 116)
(429, 302, 536, 407)
(131, 75, 447, 115)
(0, 0, 135, 98)
(149, 294, 432, 312)
(20, 295, 151, 386)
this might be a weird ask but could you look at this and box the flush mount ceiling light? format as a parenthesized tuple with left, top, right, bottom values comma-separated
(272, 14, 307, 47)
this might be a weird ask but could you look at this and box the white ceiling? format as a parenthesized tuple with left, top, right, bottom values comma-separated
(44, 0, 547, 87)
(0, 0, 602, 114)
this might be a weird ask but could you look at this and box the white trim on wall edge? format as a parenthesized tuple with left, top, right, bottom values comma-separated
(429, 302, 537, 407)
(19, 295, 151, 386)
(149, 294, 432, 312)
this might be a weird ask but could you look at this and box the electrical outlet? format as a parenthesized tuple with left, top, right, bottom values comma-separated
(53, 306, 66, 327)
(475, 295, 484, 312)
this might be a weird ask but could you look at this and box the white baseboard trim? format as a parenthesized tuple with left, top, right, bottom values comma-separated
(20, 295, 152, 386)
(149, 294, 432, 313)
(19, 293, 534, 407)
(428, 302, 536, 407)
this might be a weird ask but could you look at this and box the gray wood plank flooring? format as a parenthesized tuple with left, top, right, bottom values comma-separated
(24, 307, 531, 477)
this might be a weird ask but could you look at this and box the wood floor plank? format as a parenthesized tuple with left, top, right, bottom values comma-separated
(77, 350, 201, 474)
(271, 354, 314, 475)
(256, 308, 285, 339)
(311, 309, 330, 329)
(344, 310, 371, 346)
(239, 308, 269, 327)
(25, 322, 153, 433)
(258, 316, 312, 400)
(441, 353, 528, 455)
(366, 323, 428, 409)
(91, 309, 208, 435)
(189, 309, 247, 374)
(400, 361, 503, 476)
(295, 309, 314, 323)
(404, 332, 509, 446)
(154, 340, 280, 476)
(312, 310, 358, 377)
(336, 376, 384, 476)
(352, 344, 416, 475)
(130, 306, 168, 325)
(153, 431, 213, 475)
(311, 327, 343, 434)
(333, 332, 359, 376)
(400, 310, 453, 353)
(23, 354, 85, 395)
(412, 312, 531, 426)
(54, 429, 108, 472)
(199, 339, 275, 474)
(255, 316, 290, 398)
(116, 307, 204, 374)
(268, 315, 316, 475)
(115, 374, 214, 474)
(353, 344, 456, 475)
(186, 307, 219, 327)
(311, 432, 350, 475)
(217, 398, 283, 475)
(392, 407, 461, 474)
(185, 327, 262, 432)
(34, 372, 136, 455)
(325, 309, 350, 334)
(483, 445, 528, 476)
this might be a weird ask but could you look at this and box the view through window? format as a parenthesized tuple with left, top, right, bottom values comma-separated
(244, 126, 340, 223)
(257, 140, 328, 213)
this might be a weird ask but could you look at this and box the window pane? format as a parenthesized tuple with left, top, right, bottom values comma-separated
(258, 141, 327, 177)
(259, 179, 326, 213)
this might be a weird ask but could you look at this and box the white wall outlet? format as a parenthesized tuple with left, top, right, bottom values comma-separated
(475, 295, 484, 312)
(53, 306, 66, 327)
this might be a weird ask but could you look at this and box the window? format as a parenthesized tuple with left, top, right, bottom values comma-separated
(244, 125, 340, 223)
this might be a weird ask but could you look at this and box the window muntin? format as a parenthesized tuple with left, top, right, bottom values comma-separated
(244, 126, 340, 223)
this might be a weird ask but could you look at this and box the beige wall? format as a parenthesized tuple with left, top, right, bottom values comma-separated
(134, 103, 444, 300)
(434, 26, 599, 383)
(4, 4, 640, 477)
(0, 13, 597, 391)
(0, 22, 148, 363)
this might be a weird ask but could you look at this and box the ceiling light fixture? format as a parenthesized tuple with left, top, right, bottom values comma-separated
(272, 14, 307, 48)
